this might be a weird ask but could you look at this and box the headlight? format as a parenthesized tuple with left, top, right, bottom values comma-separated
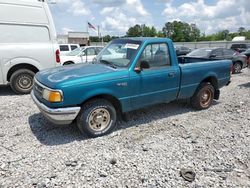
(42, 88, 63, 102)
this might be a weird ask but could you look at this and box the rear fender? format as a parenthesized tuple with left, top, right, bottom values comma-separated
(3, 57, 40, 82)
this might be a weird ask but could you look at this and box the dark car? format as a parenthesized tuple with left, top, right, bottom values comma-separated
(186, 48, 248, 73)
(230, 43, 250, 53)
(241, 48, 250, 67)
(175, 45, 191, 56)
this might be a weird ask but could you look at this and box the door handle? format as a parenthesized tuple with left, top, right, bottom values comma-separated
(168, 72, 176, 77)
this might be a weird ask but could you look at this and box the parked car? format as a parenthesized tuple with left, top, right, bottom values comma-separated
(241, 48, 250, 67)
(175, 45, 191, 56)
(59, 44, 80, 55)
(186, 48, 247, 73)
(0, 0, 60, 94)
(230, 43, 250, 53)
(61, 46, 103, 65)
(31, 37, 232, 137)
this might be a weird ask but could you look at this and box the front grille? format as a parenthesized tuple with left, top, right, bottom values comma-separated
(33, 80, 44, 98)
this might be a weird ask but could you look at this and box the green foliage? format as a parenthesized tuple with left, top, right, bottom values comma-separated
(162, 21, 200, 42)
(90, 24, 250, 43)
(126, 24, 157, 37)
(199, 27, 250, 41)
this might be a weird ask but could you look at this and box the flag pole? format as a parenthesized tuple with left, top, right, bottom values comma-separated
(97, 25, 100, 40)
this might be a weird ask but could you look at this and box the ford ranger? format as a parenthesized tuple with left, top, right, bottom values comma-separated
(31, 38, 232, 137)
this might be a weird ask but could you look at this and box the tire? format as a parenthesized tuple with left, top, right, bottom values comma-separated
(10, 69, 35, 94)
(233, 62, 242, 74)
(77, 99, 117, 137)
(191, 82, 215, 110)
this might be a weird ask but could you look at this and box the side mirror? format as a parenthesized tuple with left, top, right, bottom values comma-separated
(141, 60, 150, 69)
(134, 60, 150, 73)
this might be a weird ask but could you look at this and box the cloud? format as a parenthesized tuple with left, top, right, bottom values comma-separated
(62, 27, 74, 34)
(99, 0, 151, 34)
(92, 0, 126, 6)
(68, 0, 91, 16)
(162, 0, 250, 34)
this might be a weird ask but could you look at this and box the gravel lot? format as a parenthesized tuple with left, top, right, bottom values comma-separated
(0, 69, 249, 188)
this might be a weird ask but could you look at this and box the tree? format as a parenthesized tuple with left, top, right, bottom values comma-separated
(103, 35, 111, 42)
(126, 24, 142, 37)
(162, 21, 201, 42)
(126, 24, 157, 37)
(238, 27, 246, 35)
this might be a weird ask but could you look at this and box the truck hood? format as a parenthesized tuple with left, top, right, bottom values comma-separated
(35, 63, 127, 89)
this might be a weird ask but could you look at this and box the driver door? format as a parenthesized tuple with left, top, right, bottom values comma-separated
(130, 43, 180, 109)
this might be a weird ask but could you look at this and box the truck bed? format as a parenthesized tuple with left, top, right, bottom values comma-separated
(178, 60, 232, 99)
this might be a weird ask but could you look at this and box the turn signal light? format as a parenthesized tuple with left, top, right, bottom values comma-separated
(43, 89, 63, 102)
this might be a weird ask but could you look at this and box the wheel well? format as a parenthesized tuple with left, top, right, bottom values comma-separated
(83, 95, 122, 113)
(7, 64, 39, 82)
(234, 61, 242, 67)
(63, 61, 74, 65)
(201, 76, 218, 90)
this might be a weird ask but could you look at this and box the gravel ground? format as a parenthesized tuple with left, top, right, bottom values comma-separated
(0, 69, 249, 188)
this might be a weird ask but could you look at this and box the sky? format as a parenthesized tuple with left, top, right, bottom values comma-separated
(48, 0, 250, 36)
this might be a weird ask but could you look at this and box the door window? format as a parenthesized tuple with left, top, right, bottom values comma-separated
(70, 45, 78, 51)
(60, 45, 69, 51)
(138, 43, 170, 68)
(86, 48, 96, 56)
(223, 49, 234, 56)
(95, 47, 103, 55)
(211, 49, 223, 57)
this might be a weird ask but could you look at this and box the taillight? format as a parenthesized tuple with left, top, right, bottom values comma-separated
(56, 49, 60, 63)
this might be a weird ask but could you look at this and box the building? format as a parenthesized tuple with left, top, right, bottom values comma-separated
(57, 31, 90, 46)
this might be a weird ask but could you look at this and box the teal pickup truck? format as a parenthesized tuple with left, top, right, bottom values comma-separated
(31, 38, 232, 137)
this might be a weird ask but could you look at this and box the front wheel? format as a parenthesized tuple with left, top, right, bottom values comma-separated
(77, 99, 117, 137)
(10, 69, 35, 94)
(191, 83, 214, 110)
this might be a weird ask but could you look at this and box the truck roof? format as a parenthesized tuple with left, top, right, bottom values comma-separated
(114, 37, 172, 43)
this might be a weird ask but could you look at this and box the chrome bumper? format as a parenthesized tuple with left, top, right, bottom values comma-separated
(31, 91, 81, 125)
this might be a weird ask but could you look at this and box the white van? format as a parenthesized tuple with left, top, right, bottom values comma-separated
(0, 0, 60, 94)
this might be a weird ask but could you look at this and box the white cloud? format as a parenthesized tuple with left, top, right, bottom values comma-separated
(162, 0, 250, 34)
(100, 7, 115, 15)
(62, 27, 74, 34)
(68, 0, 91, 16)
(126, 0, 149, 16)
(99, 0, 152, 35)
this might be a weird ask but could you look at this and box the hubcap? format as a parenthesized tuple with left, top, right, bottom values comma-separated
(234, 64, 241, 73)
(88, 108, 111, 132)
(18, 75, 32, 90)
(200, 89, 212, 107)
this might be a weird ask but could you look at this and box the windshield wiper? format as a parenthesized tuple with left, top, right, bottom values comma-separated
(99, 59, 117, 69)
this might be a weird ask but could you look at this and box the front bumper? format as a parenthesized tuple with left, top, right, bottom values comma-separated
(31, 91, 81, 125)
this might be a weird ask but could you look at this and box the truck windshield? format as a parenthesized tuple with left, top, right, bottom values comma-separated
(95, 39, 142, 68)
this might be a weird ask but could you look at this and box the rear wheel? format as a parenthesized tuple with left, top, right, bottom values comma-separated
(191, 82, 214, 110)
(77, 99, 117, 137)
(10, 69, 35, 94)
(233, 62, 242, 74)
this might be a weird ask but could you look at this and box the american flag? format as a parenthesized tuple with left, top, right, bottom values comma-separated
(88, 22, 96, 30)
